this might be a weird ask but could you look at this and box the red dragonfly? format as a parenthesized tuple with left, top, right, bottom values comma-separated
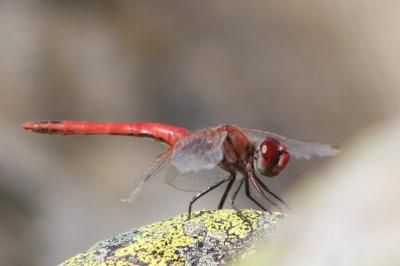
(22, 120, 339, 216)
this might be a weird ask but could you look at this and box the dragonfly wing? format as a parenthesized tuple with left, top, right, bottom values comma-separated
(122, 148, 172, 204)
(171, 129, 228, 172)
(163, 164, 228, 192)
(242, 128, 340, 159)
(282, 138, 339, 159)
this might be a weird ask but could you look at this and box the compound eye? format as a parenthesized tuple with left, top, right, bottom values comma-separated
(261, 139, 280, 162)
(254, 138, 281, 176)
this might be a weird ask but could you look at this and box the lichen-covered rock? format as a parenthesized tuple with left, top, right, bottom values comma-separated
(61, 209, 285, 266)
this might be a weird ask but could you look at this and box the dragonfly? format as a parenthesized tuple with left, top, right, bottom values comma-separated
(22, 120, 339, 217)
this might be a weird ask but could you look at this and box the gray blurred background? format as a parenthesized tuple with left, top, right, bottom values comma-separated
(1, 1, 400, 265)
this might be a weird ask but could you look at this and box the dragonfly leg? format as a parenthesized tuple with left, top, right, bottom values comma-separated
(228, 179, 253, 230)
(254, 176, 292, 212)
(217, 173, 236, 209)
(229, 178, 244, 206)
(188, 178, 231, 219)
(247, 166, 282, 211)
(244, 178, 268, 212)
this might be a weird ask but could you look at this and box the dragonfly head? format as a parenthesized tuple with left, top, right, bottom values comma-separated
(254, 138, 290, 177)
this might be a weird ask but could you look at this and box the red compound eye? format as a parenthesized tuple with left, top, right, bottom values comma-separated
(254, 138, 289, 177)
(261, 139, 280, 162)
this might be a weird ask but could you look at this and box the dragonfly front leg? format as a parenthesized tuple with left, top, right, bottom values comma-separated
(246, 161, 281, 211)
(254, 175, 292, 211)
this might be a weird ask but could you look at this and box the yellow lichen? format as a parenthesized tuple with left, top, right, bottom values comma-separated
(60, 209, 285, 266)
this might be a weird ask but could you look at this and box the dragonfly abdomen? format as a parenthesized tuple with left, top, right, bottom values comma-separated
(22, 120, 189, 145)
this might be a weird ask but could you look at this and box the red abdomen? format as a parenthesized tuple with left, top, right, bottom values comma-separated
(22, 120, 190, 146)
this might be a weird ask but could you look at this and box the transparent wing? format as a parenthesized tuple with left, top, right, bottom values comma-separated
(242, 128, 340, 159)
(122, 148, 172, 204)
(171, 129, 228, 172)
(162, 163, 229, 192)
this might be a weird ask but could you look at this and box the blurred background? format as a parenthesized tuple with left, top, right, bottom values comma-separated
(1, 1, 400, 265)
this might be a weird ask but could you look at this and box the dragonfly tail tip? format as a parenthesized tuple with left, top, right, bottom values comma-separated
(22, 121, 36, 131)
